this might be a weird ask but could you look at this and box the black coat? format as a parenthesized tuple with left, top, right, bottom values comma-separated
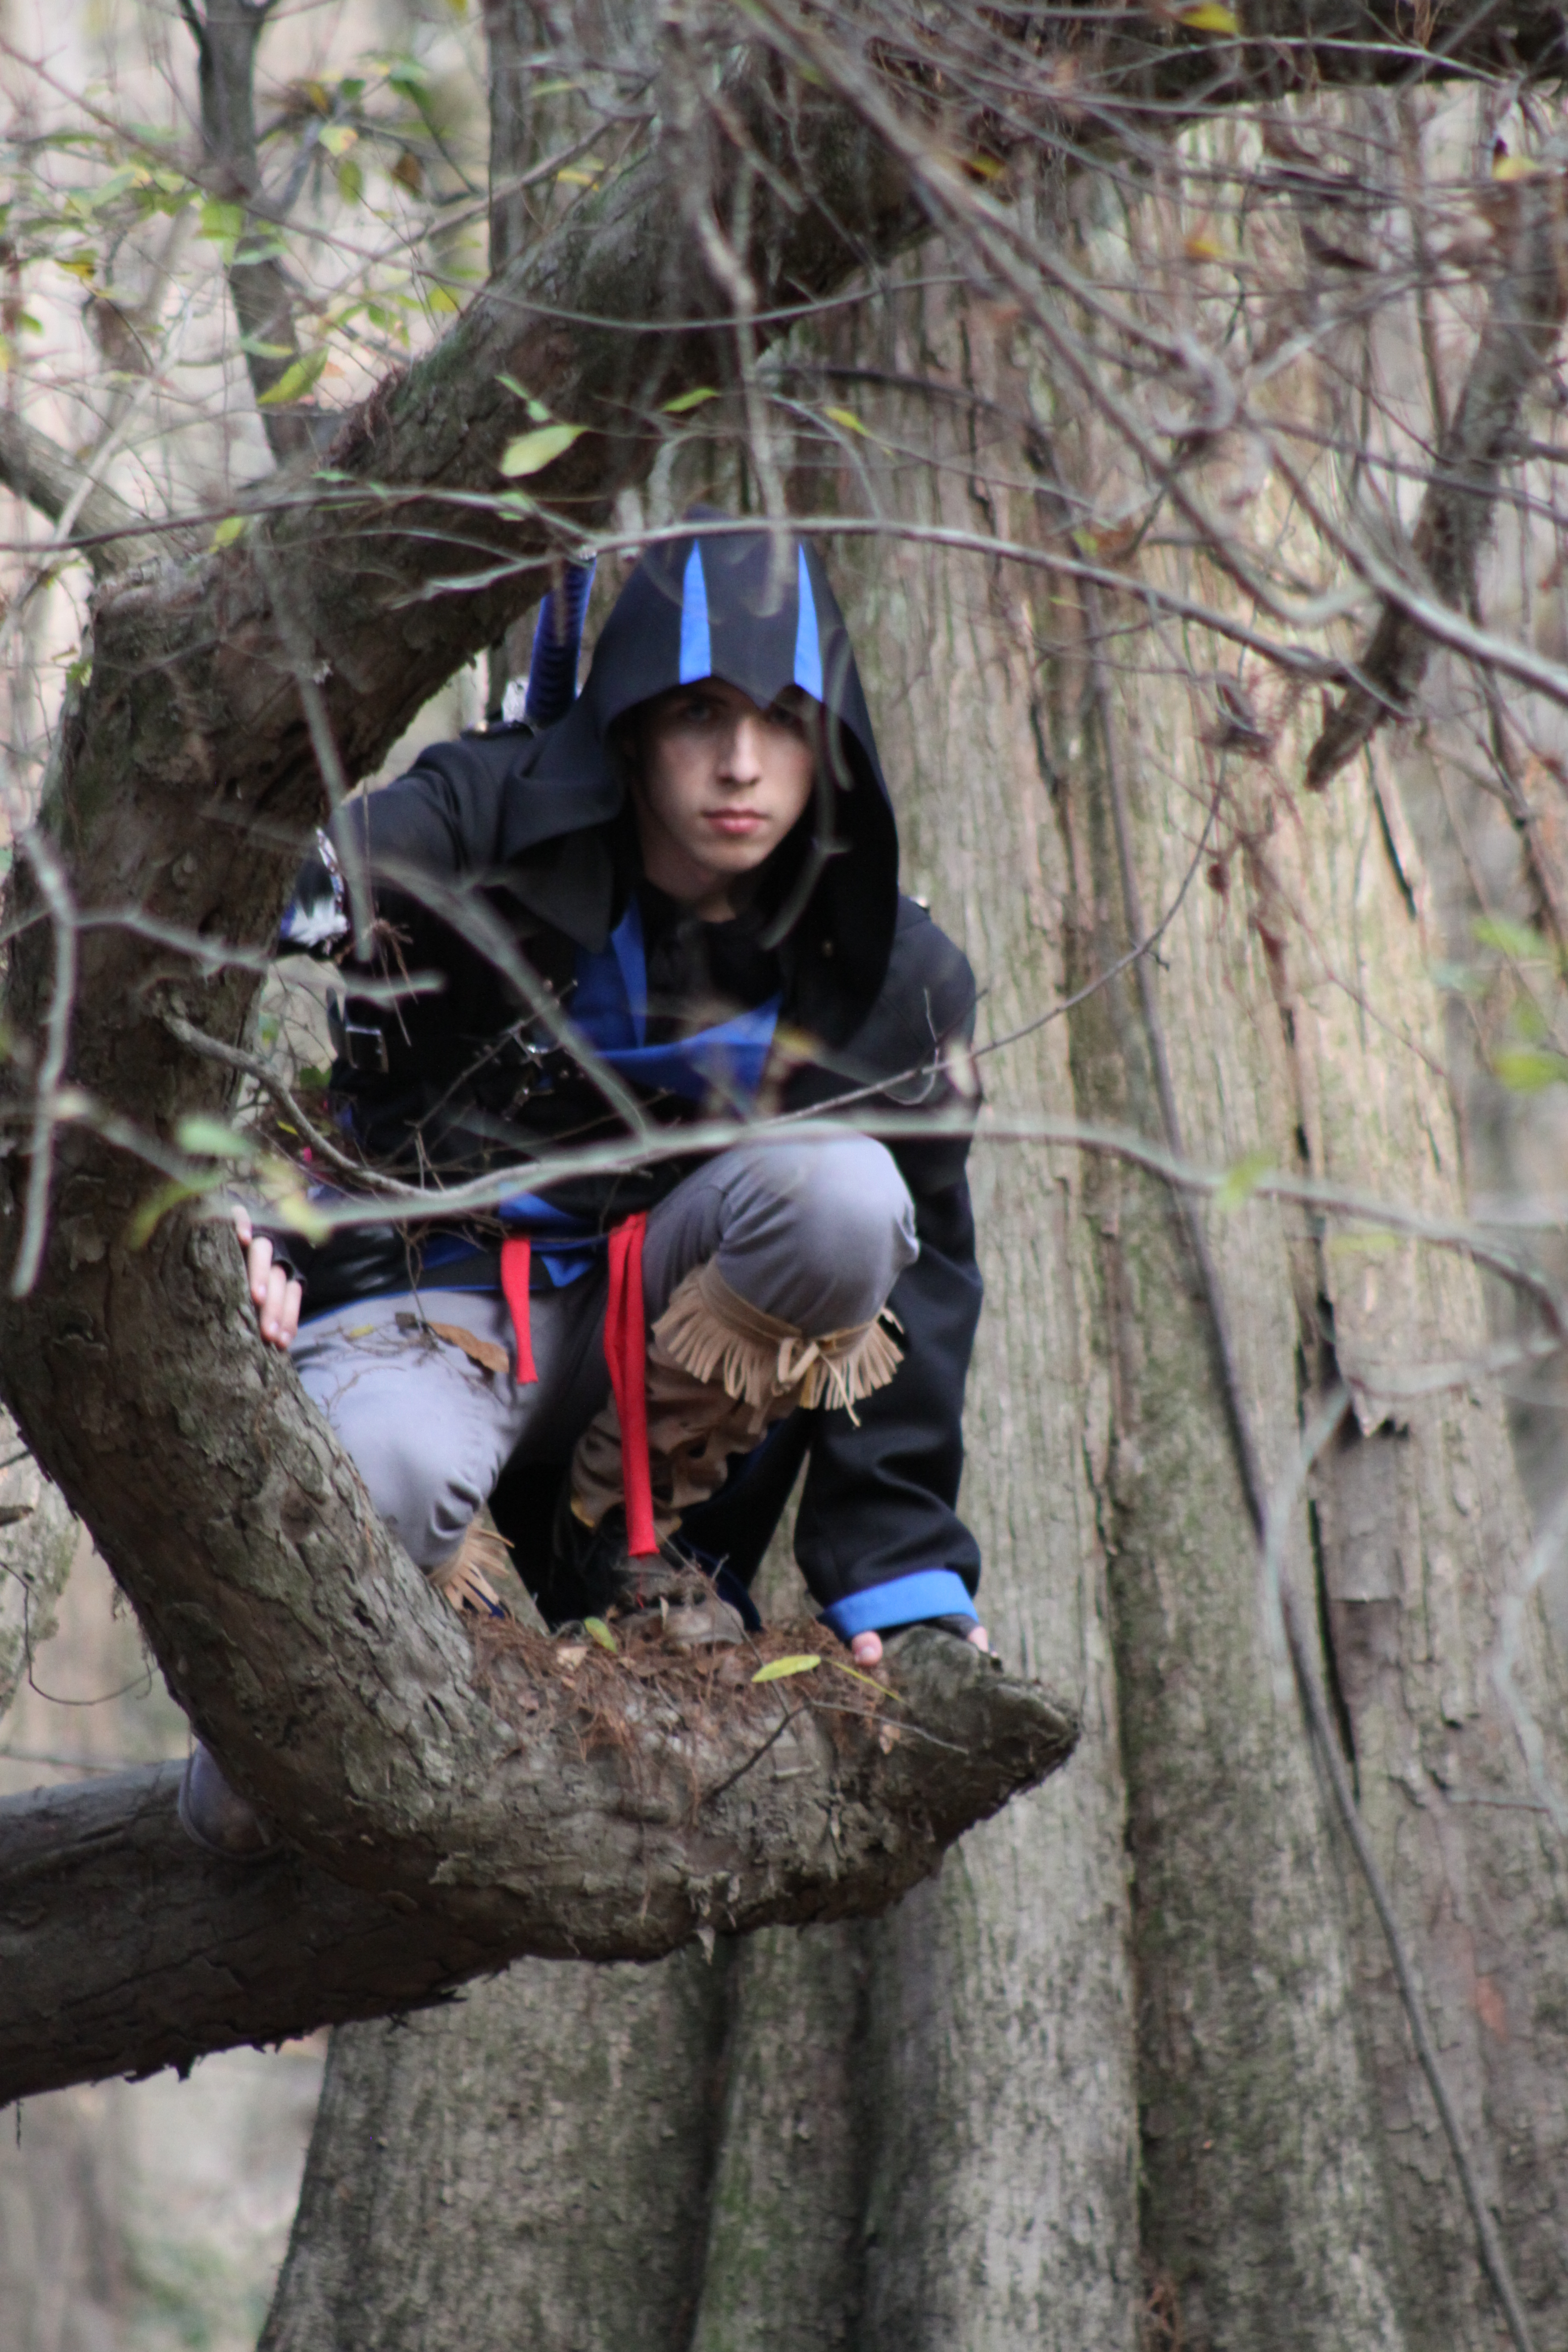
(279, 522, 984, 1623)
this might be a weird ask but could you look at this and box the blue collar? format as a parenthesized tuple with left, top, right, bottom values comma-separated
(571, 895, 780, 1106)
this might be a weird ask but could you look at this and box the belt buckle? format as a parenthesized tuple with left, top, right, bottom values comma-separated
(343, 1019, 389, 1075)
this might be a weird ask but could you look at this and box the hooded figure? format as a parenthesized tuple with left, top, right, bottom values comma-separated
(260, 518, 984, 1663)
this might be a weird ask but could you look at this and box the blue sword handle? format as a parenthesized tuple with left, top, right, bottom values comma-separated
(523, 560, 596, 727)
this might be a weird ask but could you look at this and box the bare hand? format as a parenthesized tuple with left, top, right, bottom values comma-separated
(233, 1206, 302, 1350)
(849, 1624, 990, 1668)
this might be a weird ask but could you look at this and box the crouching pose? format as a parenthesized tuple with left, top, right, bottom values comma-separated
(185, 520, 986, 1854)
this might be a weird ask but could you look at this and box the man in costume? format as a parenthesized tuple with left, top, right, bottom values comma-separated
(185, 519, 986, 1852)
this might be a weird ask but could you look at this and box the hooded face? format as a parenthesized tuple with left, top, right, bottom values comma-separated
(627, 678, 819, 918)
(512, 518, 899, 1043)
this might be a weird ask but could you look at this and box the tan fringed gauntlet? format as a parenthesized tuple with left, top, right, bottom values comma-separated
(651, 1259, 903, 1421)
(570, 1258, 904, 1535)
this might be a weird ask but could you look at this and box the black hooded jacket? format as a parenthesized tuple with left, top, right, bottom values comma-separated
(280, 522, 983, 1629)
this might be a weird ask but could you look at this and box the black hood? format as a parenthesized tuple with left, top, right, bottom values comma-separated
(501, 517, 900, 1041)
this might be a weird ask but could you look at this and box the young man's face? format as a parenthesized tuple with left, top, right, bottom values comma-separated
(630, 677, 818, 918)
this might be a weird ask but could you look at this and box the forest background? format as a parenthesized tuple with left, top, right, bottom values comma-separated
(5, 1, 1568, 2348)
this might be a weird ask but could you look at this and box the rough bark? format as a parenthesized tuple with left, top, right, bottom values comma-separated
(1060, 482, 1568, 2343)
(0, 1632, 1074, 2104)
(1308, 169, 1568, 789)
(0, 1421, 77, 1723)
(0, 413, 157, 576)
(263, 1945, 735, 2352)
(1281, 752, 1568, 2341)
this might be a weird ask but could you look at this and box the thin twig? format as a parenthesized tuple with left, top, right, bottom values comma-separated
(10, 835, 78, 1299)
(158, 1008, 424, 1196)
(699, 1700, 803, 1805)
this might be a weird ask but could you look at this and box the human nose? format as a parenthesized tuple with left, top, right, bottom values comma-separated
(718, 716, 766, 784)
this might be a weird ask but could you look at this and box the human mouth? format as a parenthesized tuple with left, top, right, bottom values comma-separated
(704, 810, 764, 836)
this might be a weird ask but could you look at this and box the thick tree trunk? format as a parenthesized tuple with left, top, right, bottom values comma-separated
(263, 1950, 733, 2352)
(262, 257, 1568, 2352)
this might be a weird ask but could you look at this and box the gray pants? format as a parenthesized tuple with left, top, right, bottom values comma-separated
(292, 1136, 916, 1569)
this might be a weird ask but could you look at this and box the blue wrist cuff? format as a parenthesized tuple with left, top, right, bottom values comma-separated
(821, 1570, 978, 1641)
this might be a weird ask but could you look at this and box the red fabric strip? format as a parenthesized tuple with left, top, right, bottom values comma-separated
(499, 1236, 537, 1385)
(605, 1213, 658, 1558)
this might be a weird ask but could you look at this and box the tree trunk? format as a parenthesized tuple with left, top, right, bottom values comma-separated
(263, 1950, 732, 2352)
(263, 254, 1568, 2352)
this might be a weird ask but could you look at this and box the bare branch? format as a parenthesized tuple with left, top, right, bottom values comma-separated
(179, 0, 312, 462)
(0, 411, 157, 577)
(1308, 170, 1568, 788)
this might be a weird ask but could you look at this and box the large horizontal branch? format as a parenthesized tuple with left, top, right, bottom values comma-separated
(0, 1631, 1075, 2103)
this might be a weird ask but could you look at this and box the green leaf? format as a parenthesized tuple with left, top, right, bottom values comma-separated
(335, 157, 364, 207)
(499, 422, 583, 477)
(824, 404, 874, 438)
(1177, 2, 1239, 29)
(751, 1653, 821, 1683)
(427, 284, 461, 315)
(662, 387, 718, 414)
(1495, 1046, 1568, 1094)
(319, 123, 357, 157)
(209, 514, 246, 550)
(1472, 915, 1551, 963)
(127, 1178, 209, 1250)
(257, 348, 328, 407)
(496, 375, 551, 421)
(198, 197, 245, 244)
(271, 1191, 331, 1243)
(828, 1658, 900, 1697)
(175, 1115, 253, 1162)
(584, 1616, 618, 1652)
(1215, 1148, 1273, 1212)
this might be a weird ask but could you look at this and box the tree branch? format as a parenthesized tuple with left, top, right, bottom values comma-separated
(0, 411, 157, 576)
(0, 1632, 1075, 2103)
(180, 0, 312, 463)
(1307, 170, 1568, 790)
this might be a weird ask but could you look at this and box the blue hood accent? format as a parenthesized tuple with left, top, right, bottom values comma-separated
(509, 514, 900, 1042)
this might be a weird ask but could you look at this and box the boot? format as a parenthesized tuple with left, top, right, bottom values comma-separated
(545, 1496, 746, 1648)
(571, 1258, 904, 1536)
(177, 1740, 279, 1862)
(558, 1260, 903, 1644)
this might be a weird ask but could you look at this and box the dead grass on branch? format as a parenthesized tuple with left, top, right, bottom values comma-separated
(469, 1614, 892, 1775)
